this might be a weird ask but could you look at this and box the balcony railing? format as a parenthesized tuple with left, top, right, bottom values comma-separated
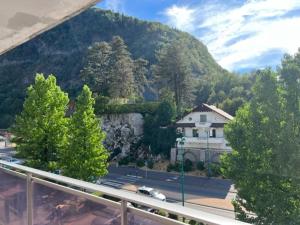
(0, 160, 250, 225)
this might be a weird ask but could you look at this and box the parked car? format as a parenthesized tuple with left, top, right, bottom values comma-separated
(137, 186, 166, 201)
(1, 157, 24, 165)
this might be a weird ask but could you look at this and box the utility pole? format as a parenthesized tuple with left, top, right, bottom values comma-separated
(176, 137, 186, 206)
(206, 129, 211, 177)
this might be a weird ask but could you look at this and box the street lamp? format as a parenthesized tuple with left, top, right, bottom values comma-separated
(176, 136, 186, 206)
(204, 128, 211, 177)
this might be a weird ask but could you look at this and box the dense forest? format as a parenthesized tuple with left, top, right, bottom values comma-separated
(0, 8, 254, 128)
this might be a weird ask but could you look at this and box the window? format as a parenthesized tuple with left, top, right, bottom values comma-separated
(200, 114, 207, 122)
(210, 129, 216, 138)
(192, 129, 199, 137)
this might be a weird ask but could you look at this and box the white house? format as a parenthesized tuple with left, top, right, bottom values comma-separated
(171, 103, 233, 163)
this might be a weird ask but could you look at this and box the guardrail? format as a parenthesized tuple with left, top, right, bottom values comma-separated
(0, 160, 250, 225)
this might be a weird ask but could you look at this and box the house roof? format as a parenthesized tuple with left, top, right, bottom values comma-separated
(178, 103, 234, 122)
(203, 104, 234, 120)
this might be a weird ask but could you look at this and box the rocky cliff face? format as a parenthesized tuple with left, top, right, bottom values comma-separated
(101, 113, 144, 156)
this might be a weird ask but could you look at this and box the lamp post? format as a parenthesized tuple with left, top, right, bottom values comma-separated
(176, 137, 186, 206)
(205, 128, 211, 177)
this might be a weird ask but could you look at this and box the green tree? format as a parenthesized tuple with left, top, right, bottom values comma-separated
(13, 74, 69, 171)
(80, 41, 112, 95)
(221, 68, 300, 224)
(133, 58, 148, 99)
(109, 36, 135, 99)
(61, 85, 108, 182)
(143, 98, 177, 156)
(154, 40, 194, 112)
(278, 52, 300, 178)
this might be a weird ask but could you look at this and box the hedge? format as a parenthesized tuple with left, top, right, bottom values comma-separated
(95, 97, 160, 115)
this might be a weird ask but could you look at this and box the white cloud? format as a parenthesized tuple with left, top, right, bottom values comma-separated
(164, 5, 196, 32)
(105, 0, 124, 13)
(164, 0, 300, 71)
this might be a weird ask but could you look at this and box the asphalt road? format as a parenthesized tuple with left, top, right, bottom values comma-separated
(103, 165, 236, 219)
(0, 147, 15, 158)
(105, 165, 233, 199)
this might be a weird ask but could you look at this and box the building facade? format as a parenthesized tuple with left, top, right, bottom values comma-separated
(171, 104, 233, 163)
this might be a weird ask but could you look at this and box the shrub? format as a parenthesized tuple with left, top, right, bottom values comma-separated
(189, 220, 197, 225)
(168, 213, 178, 220)
(196, 161, 205, 171)
(184, 159, 194, 172)
(147, 159, 154, 169)
(95, 101, 160, 115)
(189, 220, 204, 225)
(109, 148, 121, 160)
(136, 159, 145, 167)
(208, 163, 221, 177)
(119, 157, 130, 165)
(167, 163, 181, 172)
(92, 192, 103, 197)
(167, 164, 173, 172)
(157, 210, 167, 217)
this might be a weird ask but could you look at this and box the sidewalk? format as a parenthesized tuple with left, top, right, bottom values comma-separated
(187, 197, 234, 211)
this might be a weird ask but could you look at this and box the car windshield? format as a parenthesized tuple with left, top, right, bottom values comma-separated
(150, 190, 160, 196)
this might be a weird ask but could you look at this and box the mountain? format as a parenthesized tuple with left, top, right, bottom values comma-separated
(0, 8, 227, 128)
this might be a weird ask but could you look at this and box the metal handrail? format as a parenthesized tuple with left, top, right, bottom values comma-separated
(0, 160, 251, 225)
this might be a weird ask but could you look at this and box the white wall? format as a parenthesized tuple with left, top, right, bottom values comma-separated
(177, 111, 228, 124)
(177, 111, 232, 151)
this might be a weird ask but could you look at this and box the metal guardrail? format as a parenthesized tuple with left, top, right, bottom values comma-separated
(0, 160, 251, 225)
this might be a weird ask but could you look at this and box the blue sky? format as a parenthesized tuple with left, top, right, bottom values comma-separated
(97, 0, 300, 73)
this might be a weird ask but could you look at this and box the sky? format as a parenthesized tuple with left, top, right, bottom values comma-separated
(97, 0, 300, 73)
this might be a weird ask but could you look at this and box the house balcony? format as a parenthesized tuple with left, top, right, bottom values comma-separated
(183, 137, 226, 144)
(0, 160, 249, 225)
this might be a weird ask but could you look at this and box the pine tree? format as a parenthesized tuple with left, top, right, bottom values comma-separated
(109, 36, 135, 99)
(80, 41, 112, 95)
(133, 58, 148, 99)
(154, 40, 194, 113)
(62, 85, 108, 182)
(13, 74, 69, 171)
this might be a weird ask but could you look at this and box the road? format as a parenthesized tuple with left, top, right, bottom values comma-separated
(0, 147, 15, 158)
(103, 165, 236, 219)
(1, 149, 236, 219)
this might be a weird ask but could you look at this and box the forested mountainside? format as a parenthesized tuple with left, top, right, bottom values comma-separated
(0, 8, 240, 128)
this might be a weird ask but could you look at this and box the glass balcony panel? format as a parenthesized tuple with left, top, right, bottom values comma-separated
(0, 170, 27, 225)
(33, 183, 121, 225)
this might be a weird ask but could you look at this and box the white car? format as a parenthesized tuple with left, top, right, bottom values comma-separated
(137, 186, 166, 201)
(1, 157, 24, 165)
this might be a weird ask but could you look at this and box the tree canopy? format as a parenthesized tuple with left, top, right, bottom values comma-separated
(12, 74, 69, 171)
(154, 40, 195, 113)
(61, 85, 108, 181)
(80, 36, 148, 100)
(221, 51, 300, 224)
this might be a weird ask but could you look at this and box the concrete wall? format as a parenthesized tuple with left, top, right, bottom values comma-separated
(170, 147, 229, 163)
(101, 113, 144, 136)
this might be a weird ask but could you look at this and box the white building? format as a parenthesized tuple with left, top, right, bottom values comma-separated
(171, 103, 233, 163)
